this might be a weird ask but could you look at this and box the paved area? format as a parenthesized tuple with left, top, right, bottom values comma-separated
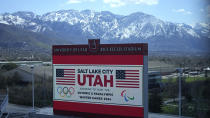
(5, 103, 192, 118)
(6, 103, 33, 114)
(149, 113, 192, 118)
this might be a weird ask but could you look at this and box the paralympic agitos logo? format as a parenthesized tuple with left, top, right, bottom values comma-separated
(121, 90, 135, 102)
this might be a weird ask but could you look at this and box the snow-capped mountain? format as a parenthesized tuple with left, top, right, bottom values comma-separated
(193, 23, 210, 38)
(0, 10, 209, 52)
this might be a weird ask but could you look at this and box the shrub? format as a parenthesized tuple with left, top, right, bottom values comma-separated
(1, 63, 18, 71)
(149, 89, 163, 113)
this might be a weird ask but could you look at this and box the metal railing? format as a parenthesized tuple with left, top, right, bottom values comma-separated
(0, 90, 8, 118)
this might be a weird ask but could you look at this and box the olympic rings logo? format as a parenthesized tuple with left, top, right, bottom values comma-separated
(57, 87, 75, 98)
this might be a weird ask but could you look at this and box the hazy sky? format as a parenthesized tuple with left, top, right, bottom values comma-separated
(0, 0, 209, 25)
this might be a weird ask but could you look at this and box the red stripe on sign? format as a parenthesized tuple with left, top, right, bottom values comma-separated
(56, 78, 75, 81)
(125, 70, 139, 72)
(116, 86, 139, 88)
(116, 83, 139, 86)
(64, 70, 75, 72)
(125, 73, 139, 74)
(116, 80, 139, 83)
(53, 101, 144, 117)
(125, 75, 139, 77)
(56, 83, 75, 85)
(64, 69, 75, 71)
(56, 77, 75, 79)
(62, 76, 75, 78)
(125, 78, 139, 80)
(64, 72, 75, 74)
(64, 74, 75, 76)
(56, 81, 75, 83)
(53, 55, 143, 65)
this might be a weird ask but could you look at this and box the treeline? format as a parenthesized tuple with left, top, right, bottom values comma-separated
(0, 64, 53, 107)
(149, 55, 210, 68)
(149, 77, 210, 118)
(8, 76, 53, 107)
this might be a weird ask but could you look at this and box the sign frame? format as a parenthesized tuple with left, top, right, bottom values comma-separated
(52, 39, 148, 118)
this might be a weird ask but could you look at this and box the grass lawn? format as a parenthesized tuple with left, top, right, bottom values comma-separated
(162, 77, 209, 83)
(185, 77, 207, 83)
(161, 104, 178, 115)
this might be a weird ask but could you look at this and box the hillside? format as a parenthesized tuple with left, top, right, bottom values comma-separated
(0, 23, 70, 60)
(0, 10, 209, 56)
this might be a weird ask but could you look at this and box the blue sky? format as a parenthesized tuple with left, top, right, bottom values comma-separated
(0, 0, 209, 25)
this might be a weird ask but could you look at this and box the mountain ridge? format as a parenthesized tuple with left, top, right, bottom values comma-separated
(0, 9, 209, 53)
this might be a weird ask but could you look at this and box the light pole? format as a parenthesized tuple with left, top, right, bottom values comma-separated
(31, 65, 34, 112)
(178, 68, 183, 118)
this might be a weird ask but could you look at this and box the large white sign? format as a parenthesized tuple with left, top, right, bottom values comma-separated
(53, 65, 143, 107)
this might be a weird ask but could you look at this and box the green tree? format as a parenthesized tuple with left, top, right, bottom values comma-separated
(149, 89, 163, 113)
(7, 72, 22, 86)
(1, 63, 17, 71)
(0, 74, 7, 89)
